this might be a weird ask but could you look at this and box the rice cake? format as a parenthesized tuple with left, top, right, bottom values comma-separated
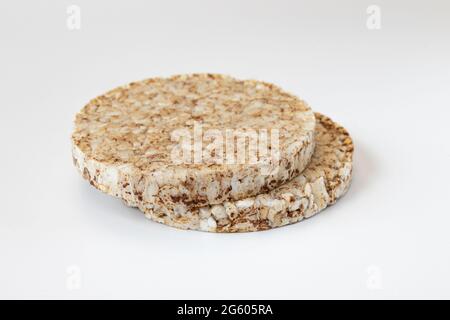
(135, 113, 353, 232)
(72, 74, 316, 209)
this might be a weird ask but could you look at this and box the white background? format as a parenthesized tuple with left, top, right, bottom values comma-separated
(1, 0, 449, 299)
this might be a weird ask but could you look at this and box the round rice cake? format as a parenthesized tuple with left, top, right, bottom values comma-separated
(136, 113, 353, 232)
(72, 74, 316, 209)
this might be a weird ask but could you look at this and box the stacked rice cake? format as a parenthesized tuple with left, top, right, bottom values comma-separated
(72, 74, 353, 232)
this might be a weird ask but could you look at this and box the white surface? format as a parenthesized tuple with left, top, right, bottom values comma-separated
(1, 0, 449, 299)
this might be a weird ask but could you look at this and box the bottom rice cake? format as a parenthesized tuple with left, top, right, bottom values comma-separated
(133, 113, 354, 232)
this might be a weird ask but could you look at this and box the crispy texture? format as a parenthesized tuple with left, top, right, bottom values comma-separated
(72, 74, 316, 208)
(134, 113, 354, 232)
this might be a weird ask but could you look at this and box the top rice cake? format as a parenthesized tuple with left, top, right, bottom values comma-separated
(72, 74, 316, 209)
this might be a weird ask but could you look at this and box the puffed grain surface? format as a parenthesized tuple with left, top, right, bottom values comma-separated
(134, 113, 353, 232)
(72, 74, 316, 208)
